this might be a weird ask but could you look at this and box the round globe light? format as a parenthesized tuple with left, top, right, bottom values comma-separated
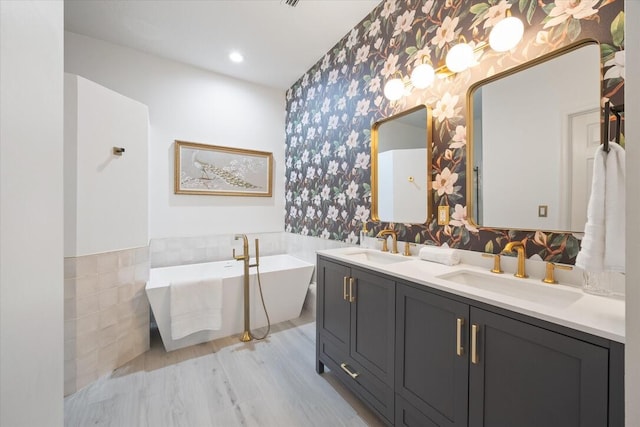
(383, 78, 405, 101)
(410, 63, 435, 89)
(445, 43, 474, 73)
(489, 16, 524, 52)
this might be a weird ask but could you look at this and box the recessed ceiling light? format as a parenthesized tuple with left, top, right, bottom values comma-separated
(229, 51, 244, 63)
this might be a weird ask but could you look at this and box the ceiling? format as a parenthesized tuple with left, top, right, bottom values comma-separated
(64, 0, 381, 90)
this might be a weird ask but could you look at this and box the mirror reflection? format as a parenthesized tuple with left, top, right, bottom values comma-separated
(371, 105, 432, 224)
(468, 42, 601, 232)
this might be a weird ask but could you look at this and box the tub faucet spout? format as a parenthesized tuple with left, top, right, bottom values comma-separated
(233, 234, 249, 261)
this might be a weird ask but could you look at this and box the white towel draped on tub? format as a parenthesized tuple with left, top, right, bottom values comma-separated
(575, 141, 625, 274)
(170, 277, 223, 340)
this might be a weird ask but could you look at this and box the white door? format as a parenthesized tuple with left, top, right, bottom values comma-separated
(569, 109, 600, 231)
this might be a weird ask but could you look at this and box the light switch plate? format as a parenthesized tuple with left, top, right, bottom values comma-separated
(538, 205, 548, 217)
(438, 206, 449, 225)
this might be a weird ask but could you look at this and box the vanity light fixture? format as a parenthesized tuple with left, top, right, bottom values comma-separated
(383, 61, 436, 102)
(445, 41, 475, 73)
(489, 12, 524, 52)
(410, 62, 436, 89)
(411, 62, 436, 89)
(382, 13, 525, 101)
(383, 73, 408, 101)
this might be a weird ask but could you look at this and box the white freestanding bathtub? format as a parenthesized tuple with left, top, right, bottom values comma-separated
(146, 254, 314, 351)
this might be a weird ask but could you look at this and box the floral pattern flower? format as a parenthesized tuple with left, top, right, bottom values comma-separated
(483, 0, 511, 29)
(380, 0, 397, 19)
(432, 16, 459, 49)
(394, 10, 416, 36)
(604, 50, 625, 80)
(284, 0, 623, 263)
(381, 53, 400, 79)
(543, 0, 599, 29)
(432, 92, 459, 123)
(433, 167, 458, 196)
(450, 125, 466, 149)
(450, 204, 478, 233)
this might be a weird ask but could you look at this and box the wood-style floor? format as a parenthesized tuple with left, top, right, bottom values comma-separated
(64, 313, 385, 426)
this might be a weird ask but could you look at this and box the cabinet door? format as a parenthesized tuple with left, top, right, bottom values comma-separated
(317, 259, 351, 354)
(396, 394, 439, 427)
(469, 307, 609, 427)
(396, 284, 469, 427)
(349, 267, 395, 387)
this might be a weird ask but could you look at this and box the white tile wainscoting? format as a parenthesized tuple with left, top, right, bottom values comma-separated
(64, 246, 150, 395)
(149, 231, 353, 275)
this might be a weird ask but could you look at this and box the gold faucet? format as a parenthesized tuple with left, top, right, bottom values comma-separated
(376, 229, 399, 254)
(233, 234, 260, 342)
(482, 253, 503, 274)
(403, 241, 415, 256)
(502, 241, 528, 278)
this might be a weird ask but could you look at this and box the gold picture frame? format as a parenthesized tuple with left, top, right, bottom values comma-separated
(174, 140, 273, 197)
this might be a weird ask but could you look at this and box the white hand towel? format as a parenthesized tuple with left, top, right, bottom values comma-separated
(418, 246, 461, 266)
(575, 142, 625, 274)
(170, 277, 223, 340)
(604, 141, 625, 273)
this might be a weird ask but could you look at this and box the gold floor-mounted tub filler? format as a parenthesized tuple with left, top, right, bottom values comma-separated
(233, 234, 271, 342)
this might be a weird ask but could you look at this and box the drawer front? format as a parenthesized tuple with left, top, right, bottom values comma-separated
(395, 394, 439, 427)
(319, 335, 394, 423)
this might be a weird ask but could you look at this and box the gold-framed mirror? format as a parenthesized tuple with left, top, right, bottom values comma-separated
(371, 105, 433, 224)
(466, 40, 601, 232)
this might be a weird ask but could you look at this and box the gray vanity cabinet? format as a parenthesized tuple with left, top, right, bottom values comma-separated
(316, 256, 395, 423)
(468, 307, 609, 427)
(395, 283, 469, 427)
(318, 258, 623, 427)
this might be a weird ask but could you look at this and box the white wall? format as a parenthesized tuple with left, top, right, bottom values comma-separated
(65, 74, 149, 256)
(626, 2, 639, 425)
(64, 32, 286, 239)
(0, 1, 64, 425)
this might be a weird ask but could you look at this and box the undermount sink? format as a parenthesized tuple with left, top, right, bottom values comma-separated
(343, 250, 411, 265)
(436, 270, 582, 307)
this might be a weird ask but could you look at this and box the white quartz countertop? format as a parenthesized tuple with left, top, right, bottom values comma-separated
(317, 247, 625, 343)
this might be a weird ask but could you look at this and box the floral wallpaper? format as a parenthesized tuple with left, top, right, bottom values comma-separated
(284, 0, 624, 264)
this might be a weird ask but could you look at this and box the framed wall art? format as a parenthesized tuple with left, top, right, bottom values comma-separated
(174, 140, 273, 197)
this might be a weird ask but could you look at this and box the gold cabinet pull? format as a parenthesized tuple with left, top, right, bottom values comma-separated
(343, 277, 348, 301)
(340, 363, 359, 379)
(348, 277, 356, 303)
(456, 318, 464, 356)
(471, 324, 479, 364)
